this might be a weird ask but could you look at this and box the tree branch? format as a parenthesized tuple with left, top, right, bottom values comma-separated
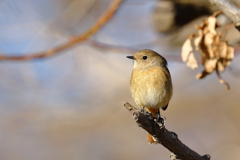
(123, 102, 211, 160)
(208, 0, 240, 31)
(0, 0, 124, 61)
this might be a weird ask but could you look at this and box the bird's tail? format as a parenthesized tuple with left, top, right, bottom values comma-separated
(145, 108, 159, 144)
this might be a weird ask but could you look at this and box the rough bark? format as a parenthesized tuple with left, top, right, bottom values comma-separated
(123, 102, 211, 160)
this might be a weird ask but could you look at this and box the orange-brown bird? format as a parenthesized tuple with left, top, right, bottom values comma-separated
(127, 49, 173, 144)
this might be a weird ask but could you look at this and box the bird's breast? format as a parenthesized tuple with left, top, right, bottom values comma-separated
(130, 67, 172, 109)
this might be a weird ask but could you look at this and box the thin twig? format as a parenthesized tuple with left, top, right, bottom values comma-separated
(123, 102, 211, 160)
(0, 0, 125, 61)
(208, 0, 240, 31)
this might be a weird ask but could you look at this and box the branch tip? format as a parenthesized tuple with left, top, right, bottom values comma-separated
(123, 102, 210, 160)
(0, 0, 125, 61)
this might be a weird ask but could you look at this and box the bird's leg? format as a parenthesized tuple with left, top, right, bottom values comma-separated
(141, 107, 146, 115)
(145, 108, 166, 144)
(141, 107, 151, 116)
(141, 107, 145, 114)
(144, 108, 165, 127)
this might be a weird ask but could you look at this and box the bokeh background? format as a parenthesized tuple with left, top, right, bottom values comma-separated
(0, 0, 240, 160)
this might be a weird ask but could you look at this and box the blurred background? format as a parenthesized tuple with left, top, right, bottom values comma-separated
(0, 0, 240, 160)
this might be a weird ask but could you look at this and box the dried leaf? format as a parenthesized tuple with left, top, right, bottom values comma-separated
(204, 33, 215, 58)
(199, 43, 208, 65)
(181, 38, 198, 69)
(217, 41, 228, 71)
(218, 41, 228, 59)
(218, 43, 234, 69)
(217, 61, 225, 71)
(183, 13, 234, 89)
(194, 29, 203, 51)
(206, 16, 217, 35)
(204, 58, 217, 73)
(227, 45, 234, 59)
(225, 45, 234, 66)
(213, 33, 221, 47)
(196, 70, 210, 79)
(216, 68, 230, 90)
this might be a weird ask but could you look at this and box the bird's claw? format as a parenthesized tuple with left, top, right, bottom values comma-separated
(154, 115, 166, 128)
(141, 108, 166, 128)
(141, 107, 151, 116)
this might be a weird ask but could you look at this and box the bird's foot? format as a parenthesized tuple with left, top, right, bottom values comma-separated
(141, 108, 165, 128)
(154, 114, 166, 128)
(141, 107, 151, 116)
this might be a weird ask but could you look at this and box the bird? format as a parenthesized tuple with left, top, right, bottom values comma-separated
(127, 49, 173, 144)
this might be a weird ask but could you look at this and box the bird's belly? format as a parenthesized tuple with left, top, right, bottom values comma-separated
(133, 85, 168, 109)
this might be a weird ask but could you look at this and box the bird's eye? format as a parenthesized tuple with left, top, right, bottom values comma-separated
(142, 56, 148, 60)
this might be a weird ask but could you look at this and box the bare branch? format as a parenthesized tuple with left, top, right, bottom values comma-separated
(208, 0, 240, 31)
(123, 102, 211, 160)
(0, 0, 125, 61)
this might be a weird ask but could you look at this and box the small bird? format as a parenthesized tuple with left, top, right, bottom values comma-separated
(127, 49, 173, 144)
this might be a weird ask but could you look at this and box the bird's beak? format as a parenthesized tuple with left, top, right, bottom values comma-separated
(126, 56, 135, 60)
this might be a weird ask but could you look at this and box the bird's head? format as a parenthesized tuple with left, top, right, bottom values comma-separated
(127, 49, 167, 69)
